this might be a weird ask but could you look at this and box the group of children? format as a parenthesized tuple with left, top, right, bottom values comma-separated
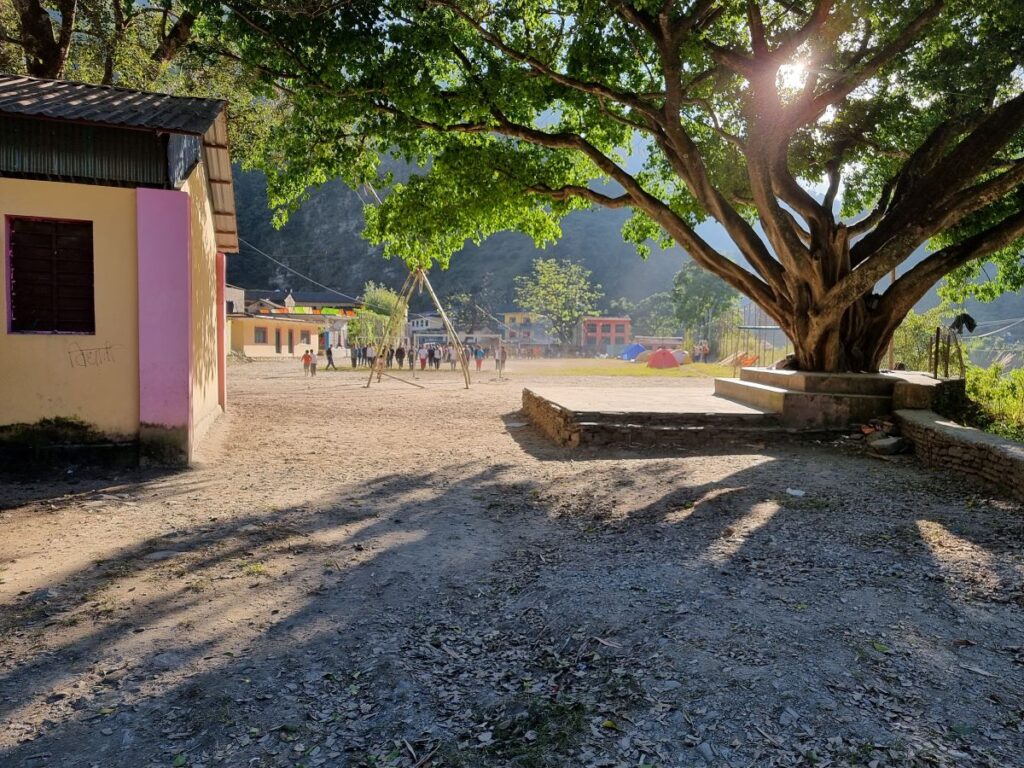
(301, 343, 508, 377)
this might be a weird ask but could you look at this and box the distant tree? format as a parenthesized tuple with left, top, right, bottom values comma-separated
(515, 259, 603, 346)
(444, 289, 495, 333)
(633, 293, 679, 336)
(673, 263, 741, 335)
(348, 282, 404, 345)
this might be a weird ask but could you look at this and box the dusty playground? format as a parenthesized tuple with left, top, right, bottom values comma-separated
(1, 360, 1023, 768)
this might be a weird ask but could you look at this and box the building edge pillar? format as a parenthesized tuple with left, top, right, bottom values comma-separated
(216, 252, 227, 410)
(137, 188, 192, 465)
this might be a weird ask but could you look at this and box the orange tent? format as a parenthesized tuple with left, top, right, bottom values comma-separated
(647, 348, 680, 369)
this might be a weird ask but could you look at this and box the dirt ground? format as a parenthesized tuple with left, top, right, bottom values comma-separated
(1, 360, 1023, 768)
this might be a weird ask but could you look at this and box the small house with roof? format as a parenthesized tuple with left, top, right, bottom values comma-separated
(239, 288, 357, 351)
(0, 74, 239, 463)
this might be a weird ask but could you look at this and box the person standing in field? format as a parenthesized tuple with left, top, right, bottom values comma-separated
(325, 345, 336, 371)
(309, 350, 318, 377)
(301, 349, 312, 376)
(499, 345, 507, 373)
(474, 346, 485, 371)
(395, 345, 405, 369)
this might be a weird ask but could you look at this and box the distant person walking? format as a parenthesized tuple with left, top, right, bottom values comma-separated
(498, 345, 507, 373)
(395, 345, 406, 369)
(350, 345, 358, 368)
(301, 349, 312, 376)
(325, 346, 336, 370)
(418, 345, 428, 370)
(474, 346, 485, 372)
(309, 350, 318, 376)
(366, 344, 376, 369)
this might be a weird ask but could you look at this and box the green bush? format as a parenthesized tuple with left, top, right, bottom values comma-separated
(891, 306, 951, 372)
(965, 365, 1024, 441)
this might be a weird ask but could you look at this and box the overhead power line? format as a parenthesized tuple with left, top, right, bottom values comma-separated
(237, 237, 433, 320)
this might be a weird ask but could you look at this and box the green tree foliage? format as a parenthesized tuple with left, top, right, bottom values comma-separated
(966, 365, 1024, 441)
(444, 290, 493, 332)
(613, 293, 679, 336)
(0, 1, 282, 167)
(192, 0, 1024, 372)
(514, 259, 603, 345)
(348, 282, 404, 345)
(890, 306, 952, 371)
(672, 263, 741, 334)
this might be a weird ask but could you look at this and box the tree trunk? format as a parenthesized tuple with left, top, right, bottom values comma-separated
(12, 0, 76, 79)
(769, 233, 899, 374)
(789, 304, 893, 373)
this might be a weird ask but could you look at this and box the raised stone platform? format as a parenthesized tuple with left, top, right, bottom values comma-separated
(714, 368, 949, 429)
(522, 386, 783, 448)
(522, 370, 967, 449)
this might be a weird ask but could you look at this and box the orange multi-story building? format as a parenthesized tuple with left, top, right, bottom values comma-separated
(580, 316, 632, 353)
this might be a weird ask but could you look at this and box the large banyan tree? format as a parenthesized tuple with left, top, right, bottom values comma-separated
(199, 0, 1024, 372)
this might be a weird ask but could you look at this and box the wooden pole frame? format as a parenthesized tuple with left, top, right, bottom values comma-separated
(365, 268, 472, 390)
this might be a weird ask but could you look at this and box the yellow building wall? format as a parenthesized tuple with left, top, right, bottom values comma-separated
(183, 164, 222, 443)
(229, 317, 320, 358)
(0, 178, 139, 437)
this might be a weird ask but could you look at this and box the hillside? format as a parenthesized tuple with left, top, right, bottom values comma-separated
(229, 168, 1023, 330)
(228, 169, 691, 308)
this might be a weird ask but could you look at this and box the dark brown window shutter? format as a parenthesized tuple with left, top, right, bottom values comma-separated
(9, 218, 95, 333)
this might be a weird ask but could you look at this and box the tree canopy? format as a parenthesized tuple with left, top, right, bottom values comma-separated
(21, 0, 1024, 371)
(515, 259, 603, 345)
(347, 281, 405, 345)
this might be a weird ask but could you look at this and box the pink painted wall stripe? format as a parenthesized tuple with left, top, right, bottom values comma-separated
(216, 252, 226, 409)
(137, 188, 191, 431)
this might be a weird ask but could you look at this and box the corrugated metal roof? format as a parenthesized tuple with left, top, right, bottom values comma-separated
(0, 74, 239, 253)
(0, 74, 226, 135)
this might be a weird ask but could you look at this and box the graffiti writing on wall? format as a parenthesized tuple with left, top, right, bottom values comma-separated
(67, 342, 116, 369)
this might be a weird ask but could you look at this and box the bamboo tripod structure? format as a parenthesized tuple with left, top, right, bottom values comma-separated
(365, 268, 472, 390)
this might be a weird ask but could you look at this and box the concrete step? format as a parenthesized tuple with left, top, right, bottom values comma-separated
(715, 377, 892, 429)
(739, 367, 898, 396)
(714, 378, 787, 413)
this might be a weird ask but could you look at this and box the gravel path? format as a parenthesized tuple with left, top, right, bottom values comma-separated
(1, 360, 1022, 767)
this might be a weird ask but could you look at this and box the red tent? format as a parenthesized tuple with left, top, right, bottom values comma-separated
(647, 348, 680, 369)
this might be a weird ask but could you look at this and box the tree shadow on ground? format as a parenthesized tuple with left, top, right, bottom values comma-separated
(1, 445, 1022, 767)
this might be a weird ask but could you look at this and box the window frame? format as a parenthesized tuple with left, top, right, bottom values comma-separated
(254, 326, 268, 344)
(6, 214, 95, 335)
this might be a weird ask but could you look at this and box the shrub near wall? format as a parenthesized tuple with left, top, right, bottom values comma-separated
(966, 365, 1024, 442)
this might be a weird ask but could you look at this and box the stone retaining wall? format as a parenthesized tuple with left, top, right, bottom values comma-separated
(522, 389, 579, 446)
(895, 409, 1024, 502)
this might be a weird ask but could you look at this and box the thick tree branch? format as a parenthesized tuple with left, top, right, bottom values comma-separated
(151, 11, 195, 63)
(526, 184, 631, 208)
(880, 207, 1024, 319)
(786, 1, 945, 132)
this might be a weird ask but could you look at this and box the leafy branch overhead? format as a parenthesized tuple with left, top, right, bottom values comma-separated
(178, 3, 1024, 369)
